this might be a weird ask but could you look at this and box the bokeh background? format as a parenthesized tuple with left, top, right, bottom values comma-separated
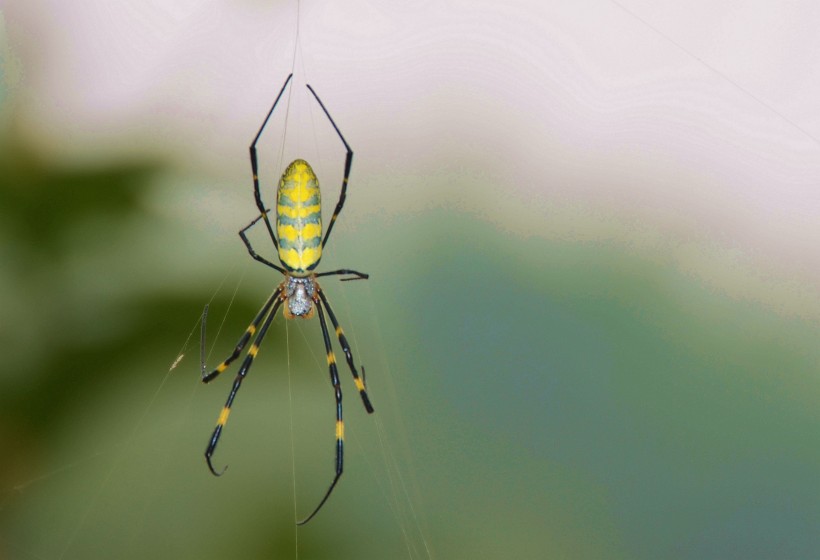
(2, 1, 819, 559)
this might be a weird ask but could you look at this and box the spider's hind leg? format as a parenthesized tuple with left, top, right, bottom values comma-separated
(317, 288, 374, 413)
(297, 298, 345, 525)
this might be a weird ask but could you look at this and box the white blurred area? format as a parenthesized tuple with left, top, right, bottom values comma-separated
(3, 0, 819, 316)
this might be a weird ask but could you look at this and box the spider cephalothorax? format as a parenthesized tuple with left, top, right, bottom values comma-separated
(283, 275, 316, 318)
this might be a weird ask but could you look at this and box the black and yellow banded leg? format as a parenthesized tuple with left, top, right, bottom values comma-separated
(201, 288, 282, 383)
(306, 83, 353, 250)
(317, 289, 374, 413)
(239, 213, 287, 274)
(249, 73, 294, 251)
(297, 300, 345, 525)
(315, 269, 369, 281)
(204, 297, 283, 476)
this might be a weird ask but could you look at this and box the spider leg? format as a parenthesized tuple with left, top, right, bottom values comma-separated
(250, 73, 293, 251)
(204, 294, 283, 476)
(306, 84, 353, 250)
(315, 268, 369, 281)
(317, 288, 374, 413)
(297, 299, 345, 525)
(201, 288, 282, 382)
(239, 213, 287, 274)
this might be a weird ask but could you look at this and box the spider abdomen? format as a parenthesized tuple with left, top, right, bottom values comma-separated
(277, 159, 322, 274)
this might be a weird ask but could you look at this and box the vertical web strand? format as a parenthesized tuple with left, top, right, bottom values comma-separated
(286, 317, 299, 556)
(289, 2, 301, 555)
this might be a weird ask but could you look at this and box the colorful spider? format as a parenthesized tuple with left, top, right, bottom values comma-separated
(201, 73, 374, 525)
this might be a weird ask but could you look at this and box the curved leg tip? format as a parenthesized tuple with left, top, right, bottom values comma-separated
(297, 473, 342, 525)
(206, 456, 228, 477)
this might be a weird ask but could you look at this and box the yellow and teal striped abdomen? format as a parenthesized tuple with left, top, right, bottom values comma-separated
(277, 159, 322, 275)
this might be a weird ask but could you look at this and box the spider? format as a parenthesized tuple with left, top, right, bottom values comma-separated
(200, 73, 374, 525)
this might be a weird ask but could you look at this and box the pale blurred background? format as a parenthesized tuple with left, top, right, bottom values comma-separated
(1, 1, 819, 559)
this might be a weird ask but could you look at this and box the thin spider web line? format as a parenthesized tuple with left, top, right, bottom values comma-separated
(285, 316, 300, 557)
(50, 262, 246, 559)
(606, 0, 820, 148)
(332, 288, 423, 559)
(361, 283, 435, 559)
(289, 2, 302, 554)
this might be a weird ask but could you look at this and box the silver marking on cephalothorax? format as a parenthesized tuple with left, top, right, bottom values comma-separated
(286, 276, 316, 317)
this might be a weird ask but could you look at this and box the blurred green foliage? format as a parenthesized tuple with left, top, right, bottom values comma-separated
(0, 131, 160, 431)
(1, 119, 819, 559)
